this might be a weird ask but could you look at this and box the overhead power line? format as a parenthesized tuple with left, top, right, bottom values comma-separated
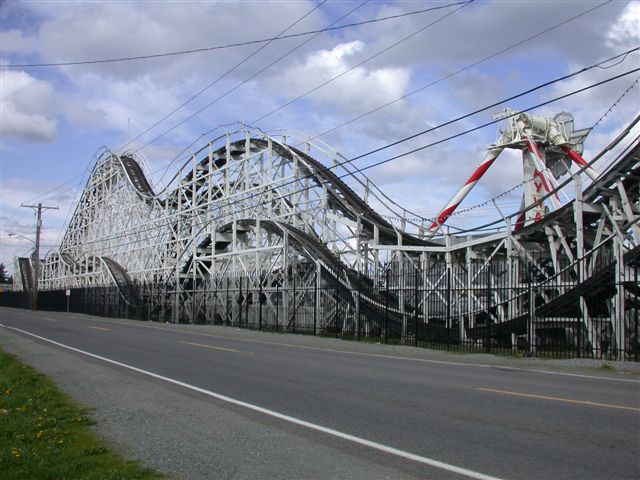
(130, 47, 640, 238)
(48, 0, 332, 241)
(55, 66, 640, 252)
(251, 0, 474, 124)
(174, 67, 640, 236)
(0, 2, 467, 69)
(131, 0, 473, 154)
(2, 0, 614, 233)
(340, 50, 640, 167)
(132, 0, 616, 195)
(15, 41, 637, 241)
(311, 0, 614, 142)
(345, 69, 640, 182)
(125, 0, 370, 153)
(26, 2, 624, 248)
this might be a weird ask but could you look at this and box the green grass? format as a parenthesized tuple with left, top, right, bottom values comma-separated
(0, 348, 164, 480)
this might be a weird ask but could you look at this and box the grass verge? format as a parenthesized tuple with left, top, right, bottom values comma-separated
(0, 348, 164, 480)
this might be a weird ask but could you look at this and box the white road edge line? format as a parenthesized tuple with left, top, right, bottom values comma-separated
(2, 324, 503, 480)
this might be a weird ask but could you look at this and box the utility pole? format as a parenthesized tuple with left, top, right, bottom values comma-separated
(21, 203, 59, 310)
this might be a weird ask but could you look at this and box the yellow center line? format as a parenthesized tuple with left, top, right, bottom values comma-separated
(478, 387, 640, 412)
(181, 340, 252, 355)
(86, 325, 111, 331)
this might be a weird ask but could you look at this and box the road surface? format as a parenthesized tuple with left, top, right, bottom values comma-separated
(1, 307, 639, 480)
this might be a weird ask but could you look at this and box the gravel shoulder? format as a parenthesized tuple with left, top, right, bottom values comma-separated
(1, 327, 427, 480)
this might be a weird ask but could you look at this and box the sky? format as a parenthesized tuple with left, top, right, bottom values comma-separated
(1, 0, 639, 277)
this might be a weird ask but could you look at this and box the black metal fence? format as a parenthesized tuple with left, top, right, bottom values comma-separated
(2, 244, 638, 361)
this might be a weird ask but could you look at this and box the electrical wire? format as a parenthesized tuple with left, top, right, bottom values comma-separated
(3, 0, 618, 273)
(49, 67, 640, 253)
(11, 57, 640, 263)
(0, 3, 467, 69)
(310, 0, 615, 142)
(77, 51, 640, 243)
(10, 43, 637, 262)
(318, 48, 640, 174)
(117, 0, 332, 153)
(241, 0, 619, 225)
(349, 69, 638, 181)
(130, 0, 471, 154)
(127, 0, 371, 154)
(250, 0, 474, 125)
(14, 0, 609, 214)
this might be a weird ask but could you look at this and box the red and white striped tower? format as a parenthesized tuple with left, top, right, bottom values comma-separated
(427, 147, 503, 236)
(524, 135, 562, 210)
(425, 109, 596, 238)
(560, 146, 599, 181)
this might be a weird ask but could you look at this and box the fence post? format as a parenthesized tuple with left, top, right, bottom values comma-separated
(213, 282, 217, 326)
(292, 271, 296, 334)
(246, 276, 251, 329)
(238, 276, 243, 328)
(528, 263, 535, 357)
(447, 266, 452, 347)
(485, 267, 490, 352)
(576, 282, 581, 358)
(259, 274, 263, 331)
(275, 279, 279, 330)
(414, 268, 419, 347)
(174, 271, 179, 324)
(385, 268, 390, 344)
(191, 284, 196, 324)
(226, 277, 230, 325)
(355, 289, 360, 340)
(335, 284, 339, 338)
(313, 266, 318, 336)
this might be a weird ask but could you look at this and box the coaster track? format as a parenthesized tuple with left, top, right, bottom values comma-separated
(17, 114, 639, 357)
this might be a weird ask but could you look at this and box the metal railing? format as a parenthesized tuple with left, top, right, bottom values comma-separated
(2, 242, 638, 361)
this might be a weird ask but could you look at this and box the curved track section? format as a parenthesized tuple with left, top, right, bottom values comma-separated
(100, 257, 140, 307)
(17, 257, 34, 292)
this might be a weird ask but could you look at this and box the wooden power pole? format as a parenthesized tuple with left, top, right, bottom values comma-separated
(21, 203, 59, 309)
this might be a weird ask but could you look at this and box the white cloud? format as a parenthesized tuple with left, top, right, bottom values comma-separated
(0, 29, 37, 54)
(25, 1, 324, 83)
(266, 40, 411, 114)
(0, 70, 57, 142)
(607, 1, 640, 49)
(447, 69, 507, 112)
(354, 1, 630, 69)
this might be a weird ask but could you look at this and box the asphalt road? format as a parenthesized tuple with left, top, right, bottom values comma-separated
(1, 307, 639, 480)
